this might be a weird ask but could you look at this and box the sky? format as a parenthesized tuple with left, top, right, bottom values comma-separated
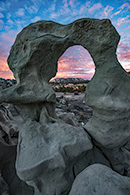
(0, 0, 130, 80)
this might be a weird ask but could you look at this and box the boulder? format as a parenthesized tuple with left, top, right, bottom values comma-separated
(69, 164, 130, 195)
(16, 119, 92, 195)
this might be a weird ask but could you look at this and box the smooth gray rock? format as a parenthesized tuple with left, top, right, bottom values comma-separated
(69, 164, 130, 195)
(16, 118, 92, 194)
(0, 18, 129, 148)
(71, 145, 111, 178)
(84, 60, 130, 148)
(101, 140, 130, 177)
(0, 18, 130, 194)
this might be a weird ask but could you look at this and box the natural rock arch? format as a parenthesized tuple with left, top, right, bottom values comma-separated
(0, 18, 122, 104)
(0, 18, 130, 195)
(1, 18, 129, 145)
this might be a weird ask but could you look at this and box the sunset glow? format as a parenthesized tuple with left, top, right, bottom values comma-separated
(0, 0, 130, 80)
(57, 46, 95, 80)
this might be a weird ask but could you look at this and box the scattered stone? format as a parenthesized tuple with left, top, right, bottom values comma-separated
(56, 94, 93, 125)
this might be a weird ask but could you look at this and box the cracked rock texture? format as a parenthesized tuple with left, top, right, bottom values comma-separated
(0, 18, 130, 194)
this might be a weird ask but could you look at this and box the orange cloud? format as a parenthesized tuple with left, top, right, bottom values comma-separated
(1, 31, 16, 43)
(0, 56, 14, 79)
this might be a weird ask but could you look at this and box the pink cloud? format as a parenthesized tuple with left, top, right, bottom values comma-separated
(117, 16, 130, 26)
(62, 0, 71, 14)
(112, 3, 130, 18)
(121, 3, 130, 10)
(126, 35, 130, 39)
(1, 34, 15, 43)
(31, 16, 41, 22)
(69, 0, 78, 8)
(69, 0, 74, 8)
(103, 5, 114, 17)
(7, 19, 14, 25)
(79, 5, 86, 14)
(118, 41, 130, 55)
(50, 12, 60, 19)
(117, 40, 130, 71)
(88, 3, 102, 14)
(112, 3, 130, 19)
(112, 10, 121, 16)
(1, 30, 17, 44)
(0, 19, 3, 23)
(0, 12, 4, 18)
(63, 0, 68, 8)
(118, 41, 129, 49)
(27, 5, 38, 14)
(0, 71, 14, 79)
(124, 25, 130, 31)
(0, 19, 4, 30)
(50, 0, 71, 19)
(118, 53, 130, 61)
(85, 1, 91, 7)
(16, 8, 25, 16)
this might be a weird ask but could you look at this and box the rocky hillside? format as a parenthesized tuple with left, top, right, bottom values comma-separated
(50, 77, 87, 84)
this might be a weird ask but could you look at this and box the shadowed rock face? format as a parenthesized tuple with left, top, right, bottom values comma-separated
(0, 18, 130, 194)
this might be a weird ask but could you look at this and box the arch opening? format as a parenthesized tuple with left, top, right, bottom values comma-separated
(55, 45, 95, 81)
(50, 45, 94, 125)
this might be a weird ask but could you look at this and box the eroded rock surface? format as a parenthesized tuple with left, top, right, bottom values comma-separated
(0, 103, 34, 194)
(69, 164, 130, 195)
(16, 119, 92, 194)
(0, 18, 130, 194)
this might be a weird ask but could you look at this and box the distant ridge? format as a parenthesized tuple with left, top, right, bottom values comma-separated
(50, 78, 87, 84)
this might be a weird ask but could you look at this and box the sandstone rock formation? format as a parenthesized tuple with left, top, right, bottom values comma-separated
(0, 18, 130, 194)
(69, 164, 130, 195)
